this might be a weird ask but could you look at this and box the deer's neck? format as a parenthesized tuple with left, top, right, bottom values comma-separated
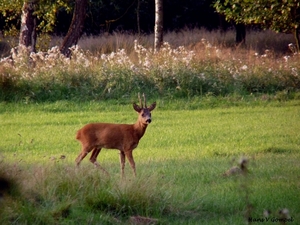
(133, 120, 148, 139)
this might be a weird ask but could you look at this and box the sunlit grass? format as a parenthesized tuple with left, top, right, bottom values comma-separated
(1, 100, 299, 224)
(2, 100, 300, 161)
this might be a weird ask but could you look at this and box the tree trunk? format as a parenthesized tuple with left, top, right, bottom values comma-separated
(136, 0, 141, 36)
(60, 0, 88, 57)
(294, 29, 300, 53)
(235, 23, 246, 46)
(19, 1, 37, 53)
(154, 0, 163, 52)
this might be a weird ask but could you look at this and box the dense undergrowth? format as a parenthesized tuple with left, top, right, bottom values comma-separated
(1, 30, 300, 102)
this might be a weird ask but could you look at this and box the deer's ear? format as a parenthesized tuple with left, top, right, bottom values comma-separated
(148, 102, 156, 111)
(133, 103, 142, 112)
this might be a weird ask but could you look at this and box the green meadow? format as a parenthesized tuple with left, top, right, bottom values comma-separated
(1, 99, 299, 224)
(1, 29, 300, 224)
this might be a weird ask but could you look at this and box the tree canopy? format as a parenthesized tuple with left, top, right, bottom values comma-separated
(1, 0, 221, 36)
(1, 0, 300, 52)
(214, 0, 300, 50)
(0, 0, 72, 34)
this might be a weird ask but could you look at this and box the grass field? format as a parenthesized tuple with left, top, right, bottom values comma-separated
(1, 99, 299, 224)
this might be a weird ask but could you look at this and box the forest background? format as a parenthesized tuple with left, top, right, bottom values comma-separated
(0, 0, 224, 37)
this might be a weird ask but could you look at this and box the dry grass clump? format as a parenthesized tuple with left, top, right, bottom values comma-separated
(77, 28, 295, 54)
(0, 160, 170, 224)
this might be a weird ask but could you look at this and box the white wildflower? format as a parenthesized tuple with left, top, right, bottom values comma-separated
(199, 73, 205, 80)
(288, 43, 297, 54)
(291, 67, 298, 76)
(241, 65, 248, 70)
(206, 43, 212, 48)
(215, 48, 221, 58)
(283, 55, 290, 62)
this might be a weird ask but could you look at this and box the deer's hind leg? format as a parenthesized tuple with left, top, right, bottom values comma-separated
(89, 147, 101, 167)
(75, 146, 90, 166)
(75, 143, 95, 166)
(75, 152, 87, 166)
(89, 147, 109, 175)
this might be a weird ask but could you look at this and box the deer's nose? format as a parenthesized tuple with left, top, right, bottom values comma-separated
(146, 118, 152, 123)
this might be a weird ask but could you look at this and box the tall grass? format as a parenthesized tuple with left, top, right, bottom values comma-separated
(0, 161, 170, 224)
(1, 28, 299, 102)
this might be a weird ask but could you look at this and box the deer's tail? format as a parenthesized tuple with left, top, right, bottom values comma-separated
(76, 130, 81, 140)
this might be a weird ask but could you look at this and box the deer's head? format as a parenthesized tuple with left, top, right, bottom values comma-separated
(133, 93, 156, 125)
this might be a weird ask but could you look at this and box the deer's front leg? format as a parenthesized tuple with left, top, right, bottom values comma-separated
(125, 150, 136, 177)
(120, 151, 126, 178)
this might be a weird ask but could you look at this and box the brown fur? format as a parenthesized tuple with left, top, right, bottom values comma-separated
(75, 99, 156, 177)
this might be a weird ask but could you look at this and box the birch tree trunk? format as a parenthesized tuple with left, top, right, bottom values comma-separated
(60, 0, 88, 57)
(136, 0, 141, 36)
(154, 0, 163, 52)
(19, 1, 37, 53)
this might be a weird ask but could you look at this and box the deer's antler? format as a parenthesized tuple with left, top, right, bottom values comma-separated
(138, 93, 143, 108)
(143, 93, 147, 108)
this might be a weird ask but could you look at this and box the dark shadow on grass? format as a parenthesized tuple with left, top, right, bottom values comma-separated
(261, 147, 294, 154)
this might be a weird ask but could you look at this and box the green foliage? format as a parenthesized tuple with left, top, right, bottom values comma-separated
(0, 0, 72, 35)
(214, 0, 300, 32)
(214, 0, 300, 49)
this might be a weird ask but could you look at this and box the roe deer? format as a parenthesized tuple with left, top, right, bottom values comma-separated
(75, 94, 156, 177)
